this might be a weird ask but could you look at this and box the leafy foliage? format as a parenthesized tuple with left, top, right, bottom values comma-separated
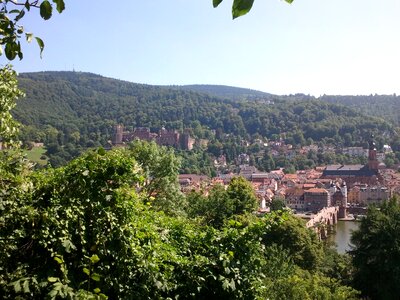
(129, 140, 187, 216)
(261, 212, 324, 270)
(270, 197, 286, 211)
(350, 197, 400, 300)
(187, 176, 257, 228)
(1, 143, 359, 299)
(0, 65, 24, 146)
(226, 176, 258, 214)
(213, 0, 294, 19)
(0, 0, 65, 60)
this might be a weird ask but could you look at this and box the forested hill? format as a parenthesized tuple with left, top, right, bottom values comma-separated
(320, 94, 400, 126)
(176, 84, 273, 101)
(13, 71, 395, 159)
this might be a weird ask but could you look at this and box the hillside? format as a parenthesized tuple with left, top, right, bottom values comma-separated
(320, 94, 400, 126)
(177, 84, 273, 101)
(12, 71, 397, 166)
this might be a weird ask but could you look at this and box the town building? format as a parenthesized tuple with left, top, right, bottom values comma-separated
(304, 188, 331, 213)
(342, 147, 367, 157)
(321, 136, 381, 187)
(285, 187, 305, 211)
(358, 185, 390, 205)
(178, 174, 210, 192)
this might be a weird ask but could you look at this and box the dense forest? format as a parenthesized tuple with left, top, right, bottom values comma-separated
(13, 71, 400, 168)
(320, 94, 400, 126)
(175, 84, 274, 101)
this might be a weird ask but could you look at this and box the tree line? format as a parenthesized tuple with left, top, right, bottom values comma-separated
(13, 71, 399, 167)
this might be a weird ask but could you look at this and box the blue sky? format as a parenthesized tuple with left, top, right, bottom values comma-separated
(7, 0, 400, 96)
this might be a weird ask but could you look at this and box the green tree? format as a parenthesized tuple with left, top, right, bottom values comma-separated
(129, 140, 187, 216)
(262, 213, 324, 270)
(226, 176, 258, 214)
(351, 197, 400, 300)
(188, 177, 258, 228)
(270, 197, 286, 211)
(188, 184, 234, 228)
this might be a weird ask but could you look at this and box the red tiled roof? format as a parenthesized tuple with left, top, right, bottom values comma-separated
(305, 188, 328, 194)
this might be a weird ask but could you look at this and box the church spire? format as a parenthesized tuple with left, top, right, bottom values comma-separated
(368, 134, 378, 170)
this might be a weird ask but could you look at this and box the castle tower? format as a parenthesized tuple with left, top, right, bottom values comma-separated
(368, 135, 379, 171)
(112, 124, 123, 145)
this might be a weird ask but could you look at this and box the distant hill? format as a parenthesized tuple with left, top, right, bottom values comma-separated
(12, 71, 397, 166)
(176, 84, 273, 101)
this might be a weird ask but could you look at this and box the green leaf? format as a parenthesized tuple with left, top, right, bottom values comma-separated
(285, 0, 294, 3)
(90, 254, 100, 264)
(155, 281, 163, 289)
(97, 147, 106, 156)
(15, 9, 25, 22)
(35, 37, 45, 58)
(229, 279, 236, 291)
(93, 288, 101, 294)
(83, 267, 90, 276)
(48, 277, 58, 283)
(40, 1, 53, 20)
(62, 239, 76, 253)
(91, 273, 101, 282)
(5, 42, 17, 60)
(25, 1, 31, 11)
(48, 289, 58, 298)
(222, 278, 229, 290)
(17, 42, 23, 60)
(54, 256, 63, 264)
(52, 0, 65, 13)
(23, 280, 30, 293)
(213, 0, 223, 8)
(232, 0, 254, 19)
(12, 280, 22, 293)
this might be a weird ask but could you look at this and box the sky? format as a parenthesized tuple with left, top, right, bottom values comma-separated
(6, 0, 400, 96)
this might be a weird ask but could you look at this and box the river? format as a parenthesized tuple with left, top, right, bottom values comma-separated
(329, 220, 360, 254)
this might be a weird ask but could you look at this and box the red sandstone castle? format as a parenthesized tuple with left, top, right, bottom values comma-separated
(112, 125, 195, 150)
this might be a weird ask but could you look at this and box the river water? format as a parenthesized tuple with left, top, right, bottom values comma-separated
(328, 220, 360, 254)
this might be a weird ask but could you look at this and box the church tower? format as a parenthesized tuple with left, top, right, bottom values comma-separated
(368, 135, 379, 171)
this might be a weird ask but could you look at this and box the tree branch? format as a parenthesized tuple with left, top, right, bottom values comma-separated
(8, 0, 40, 8)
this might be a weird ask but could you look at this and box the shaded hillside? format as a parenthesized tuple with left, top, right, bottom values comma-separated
(320, 94, 400, 126)
(12, 71, 397, 166)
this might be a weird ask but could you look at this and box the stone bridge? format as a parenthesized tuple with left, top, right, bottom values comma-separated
(299, 206, 339, 239)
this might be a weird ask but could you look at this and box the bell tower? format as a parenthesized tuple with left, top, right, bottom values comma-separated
(368, 135, 379, 170)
